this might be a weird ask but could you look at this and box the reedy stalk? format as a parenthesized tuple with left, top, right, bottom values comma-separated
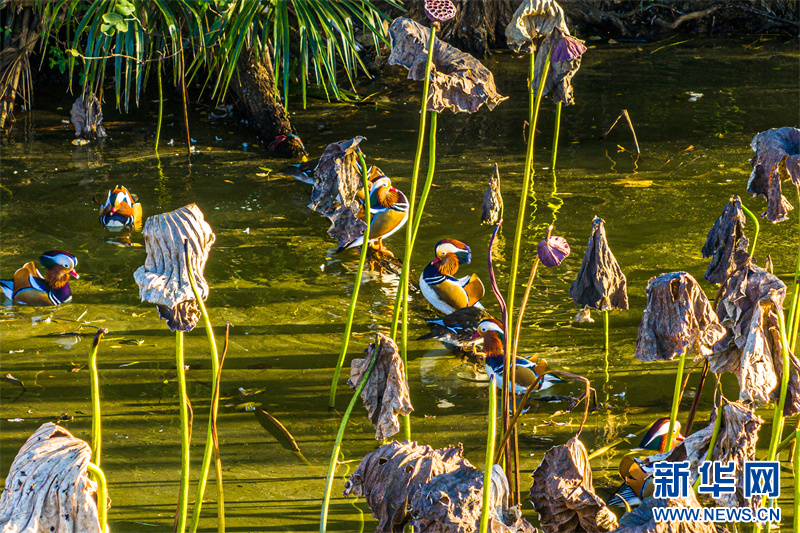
(175, 330, 190, 533)
(692, 398, 724, 492)
(794, 427, 800, 532)
(741, 204, 760, 258)
(789, 190, 800, 351)
(665, 350, 686, 452)
(479, 375, 497, 533)
(89, 328, 108, 467)
(87, 462, 107, 532)
(155, 62, 163, 152)
(328, 151, 372, 409)
(551, 102, 561, 169)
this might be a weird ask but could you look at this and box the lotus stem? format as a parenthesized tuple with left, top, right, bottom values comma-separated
(185, 243, 224, 533)
(89, 328, 108, 467)
(684, 360, 710, 436)
(210, 323, 232, 533)
(692, 398, 725, 492)
(789, 190, 800, 352)
(86, 462, 107, 531)
(389, 23, 436, 341)
(155, 61, 163, 152)
(551, 102, 561, 169)
(775, 427, 796, 455)
(666, 350, 687, 451)
(603, 309, 609, 355)
(767, 304, 791, 463)
(741, 203, 760, 258)
(180, 47, 191, 157)
(794, 427, 800, 532)
(479, 375, 497, 533)
(494, 373, 544, 463)
(329, 151, 372, 410)
(175, 330, 190, 533)
(320, 355, 378, 533)
(512, 257, 540, 359)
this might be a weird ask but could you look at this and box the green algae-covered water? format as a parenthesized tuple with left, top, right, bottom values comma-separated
(1, 35, 799, 531)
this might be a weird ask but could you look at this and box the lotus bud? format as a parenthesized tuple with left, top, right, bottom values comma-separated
(551, 28, 587, 62)
(424, 0, 456, 23)
(537, 225, 570, 267)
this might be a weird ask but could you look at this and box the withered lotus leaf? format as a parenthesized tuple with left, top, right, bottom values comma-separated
(481, 163, 503, 226)
(710, 272, 800, 414)
(532, 27, 584, 106)
(701, 196, 750, 284)
(0, 423, 103, 532)
(70, 92, 107, 139)
(348, 333, 414, 440)
(569, 217, 628, 312)
(657, 400, 763, 511)
(409, 464, 536, 533)
(634, 272, 725, 362)
(748, 127, 800, 223)
(388, 18, 507, 114)
(343, 440, 467, 532)
(310, 136, 368, 248)
(133, 203, 216, 332)
(505, 0, 568, 53)
(530, 437, 618, 533)
(609, 492, 718, 533)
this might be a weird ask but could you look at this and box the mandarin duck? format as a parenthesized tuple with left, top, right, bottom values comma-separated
(417, 305, 493, 353)
(338, 171, 409, 254)
(476, 318, 564, 394)
(97, 185, 142, 229)
(0, 251, 79, 306)
(639, 417, 685, 452)
(420, 239, 485, 315)
(608, 456, 654, 508)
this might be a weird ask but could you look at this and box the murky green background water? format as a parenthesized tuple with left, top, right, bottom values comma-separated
(1, 35, 799, 531)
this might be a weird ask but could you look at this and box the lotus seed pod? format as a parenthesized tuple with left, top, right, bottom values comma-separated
(424, 0, 456, 23)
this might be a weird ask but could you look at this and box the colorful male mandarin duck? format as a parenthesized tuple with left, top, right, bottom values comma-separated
(417, 305, 493, 353)
(420, 239, 485, 315)
(339, 172, 409, 254)
(0, 251, 79, 306)
(97, 185, 142, 229)
(639, 417, 685, 452)
(608, 456, 654, 508)
(476, 318, 564, 394)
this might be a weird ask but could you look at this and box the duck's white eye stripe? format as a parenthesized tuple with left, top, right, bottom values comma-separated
(437, 243, 462, 255)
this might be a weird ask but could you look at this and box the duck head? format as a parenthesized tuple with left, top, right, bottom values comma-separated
(474, 318, 505, 357)
(431, 239, 471, 276)
(99, 185, 136, 225)
(40, 251, 79, 288)
(640, 417, 685, 452)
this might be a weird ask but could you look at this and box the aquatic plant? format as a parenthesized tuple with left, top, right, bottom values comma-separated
(634, 272, 725, 451)
(748, 127, 800, 224)
(479, 375, 497, 533)
(702, 196, 750, 284)
(481, 163, 503, 226)
(88, 328, 108, 466)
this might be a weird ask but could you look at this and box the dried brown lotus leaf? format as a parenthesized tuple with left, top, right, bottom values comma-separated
(570, 217, 628, 312)
(748, 127, 800, 223)
(710, 268, 800, 413)
(481, 163, 503, 226)
(505, 0, 568, 53)
(388, 18, 507, 114)
(343, 440, 467, 532)
(0, 423, 103, 532)
(653, 400, 763, 510)
(310, 136, 368, 248)
(701, 196, 749, 284)
(409, 464, 536, 533)
(349, 333, 414, 440)
(532, 29, 583, 106)
(610, 492, 719, 533)
(133, 203, 215, 332)
(70, 91, 107, 139)
(634, 272, 725, 362)
(530, 437, 618, 533)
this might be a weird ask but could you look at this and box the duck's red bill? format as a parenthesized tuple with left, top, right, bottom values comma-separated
(69, 270, 79, 279)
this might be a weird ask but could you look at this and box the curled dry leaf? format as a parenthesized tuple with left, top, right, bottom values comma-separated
(530, 437, 618, 533)
(348, 333, 414, 440)
(569, 217, 628, 312)
(610, 492, 719, 533)
(71, 91, 107, 139)
(505, 0, 568, 53)
(701, 196, 750, 284)
(710, 268, 800, 414)
(310, 136, 368, 248)
(388, 18, 507, 114)
(747, 127, 800, 223)
(532, 27, 585, 106)
(634, 272, 725, 362)
(0, 423, 103, 532)
(481, 163, 503, 225)
(133, 204, 215, 332)
(410, 464, 536, 533)
(656, 400, 763, 511)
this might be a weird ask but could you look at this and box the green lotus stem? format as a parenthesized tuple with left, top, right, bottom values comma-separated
(665, 350, 687, 451)
(740, 204, 759, 258)
(87, 462, 107, 531)
(767, 305, 791, 463)
(328, 151, 372, 410)
(185, 245, 224, 533)
(512, 257, 540, 359)
(692, 399, 724, 492)
(155, 62, 162, 152)
(789, 190, 800, 352)
(603, 310, 610, 385)
(175, 330, 190, 533)
(775, 428, 796, 455)
(389, 23, 437, 341)
(320, 355, 378, 533)
(409, 112, 438, 251)
(479, 375, 497, 533)
(550, 101, 561, 170)
(794, 427, 800, 532)
(89, 328, 108, 467)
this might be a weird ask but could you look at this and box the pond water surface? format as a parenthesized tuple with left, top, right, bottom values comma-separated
(1, 35, 799, 531)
